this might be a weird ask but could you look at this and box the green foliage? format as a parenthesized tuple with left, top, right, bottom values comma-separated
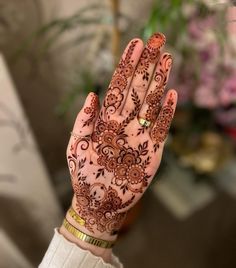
(141, 0, 187, 42)
(12, 3, 108, 116)
(12, 3, 106, 62)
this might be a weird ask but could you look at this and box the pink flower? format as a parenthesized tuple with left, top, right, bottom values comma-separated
(194, 73, 219, 109)
(188, 16, 215, 40)
(194, 85, 219, 109)
(199, 42, 219, 64)
(219, 75, 236, 106)
(214, 108, 236, 127)
(176, 84, 192, 105)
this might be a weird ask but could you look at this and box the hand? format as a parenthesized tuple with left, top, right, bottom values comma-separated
(66, 33, 177, 239)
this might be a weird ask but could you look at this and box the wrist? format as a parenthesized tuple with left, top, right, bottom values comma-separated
(59, 196, 121, 263)
(71, 194, 126, 239)
(65, 203, 118, 242)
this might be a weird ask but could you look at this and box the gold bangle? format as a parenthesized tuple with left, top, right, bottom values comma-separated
(63, 218, 116, 249)
(68, 207, 85, 226)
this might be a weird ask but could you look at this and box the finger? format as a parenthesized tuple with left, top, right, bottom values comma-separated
(121, 32, 166, 117)
(150, 89, 178, 151)
(67, 93, 99, 178)
(138, 53, 173, 124)
(72, 92, 99, 136)
(101, 38, 144, 120)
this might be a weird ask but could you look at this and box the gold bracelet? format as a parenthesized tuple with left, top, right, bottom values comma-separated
(63, 218, 116, 248)
(68, 207, 118, 236)
(68, 207, 85, 226)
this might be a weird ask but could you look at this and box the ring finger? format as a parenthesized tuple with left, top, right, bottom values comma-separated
(138, 53, 173, 125)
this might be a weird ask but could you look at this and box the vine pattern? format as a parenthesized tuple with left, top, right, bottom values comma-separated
(103, 39, 138, 117)
(151, 94, 175, 149)
(67, 33, 176, 234)
(137, 53, 173, 142)
(135, 32, 166, 81)
(83, 93, 99, 127)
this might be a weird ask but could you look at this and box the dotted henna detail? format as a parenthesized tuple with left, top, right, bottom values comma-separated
(137, 53, 172, 135)
(135, 33, 166, 81)
(103, 40, 138, 116)
(68, 139, 90, 176)
(93, 91, 151, 194)
(83, 94, 99, 127)
(151, 96, 175, 150)
(68, 89, 152, 234)
(73, 181, 129, 234)
(68, 153, 131, 234)
(147, 32, 166, 51)
(144, 54, 172, 123)
(154, 53, 172, 88)
(67, 33, 176, 235)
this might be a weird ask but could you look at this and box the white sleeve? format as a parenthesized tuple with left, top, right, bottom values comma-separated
(39, 229, 123, 268)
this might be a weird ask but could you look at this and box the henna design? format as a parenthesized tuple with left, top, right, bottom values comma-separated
(137, 54, 172, 136)
(151, 95, 175, 151)
(73, 181, 128, 234)
(137, 125, 147, 135)
(67, 33, 176, 235)
(83, 94, 99, 127)
(135, 33, 166, 82)
(68, 154, 128, 234)
(68, 89, 153, 233)
(92, 91, 151, 195)
(103, 40, 138, 116)
(68, 137, 90, 176)
(121, 88, 141, 128)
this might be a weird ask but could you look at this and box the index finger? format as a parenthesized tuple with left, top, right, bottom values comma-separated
(100, 38, 144, 121)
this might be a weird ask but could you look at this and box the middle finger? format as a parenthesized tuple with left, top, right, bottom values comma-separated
(121, 32, 166, 117)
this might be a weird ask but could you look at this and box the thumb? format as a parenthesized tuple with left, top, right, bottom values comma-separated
(72, 92, 99, 136)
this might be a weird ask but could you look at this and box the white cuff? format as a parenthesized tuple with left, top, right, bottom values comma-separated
(39, 229, 123, 268)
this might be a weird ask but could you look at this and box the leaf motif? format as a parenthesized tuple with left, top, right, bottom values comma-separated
(141, 149, 148, 156)
(78, 157, 86, 169)
(96, 168, 104, 179)
(154, 143, 159, 152)
(122, 88, 141, 127)
(143, 141, 148, 149)
(137, 127, 145, 135)
(138, 143, 142, 152)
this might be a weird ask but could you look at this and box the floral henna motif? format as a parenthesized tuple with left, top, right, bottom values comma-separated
(135, 33, 166, 81)
(68, 89, 153, 234)
(151, 94, 175, 151)
(92, 96, 151, 195)
(147, 32, 166, 51)
(68, 148, 130, 235)
(137, 54, 173, 135)
(154, 53, 172, 87)
(147, 54, 172, 119)
(73, 181, 128, 234)
(83, 93, 99, 127)
(68, 137, 90, 177)
(103, 40, 138, 117)
(67, 33, 176, 235)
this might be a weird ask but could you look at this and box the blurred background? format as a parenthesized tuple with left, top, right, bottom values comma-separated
(0, 0, 236, 267)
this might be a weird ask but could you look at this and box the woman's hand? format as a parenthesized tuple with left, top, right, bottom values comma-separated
(66, 33, 177, 240)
